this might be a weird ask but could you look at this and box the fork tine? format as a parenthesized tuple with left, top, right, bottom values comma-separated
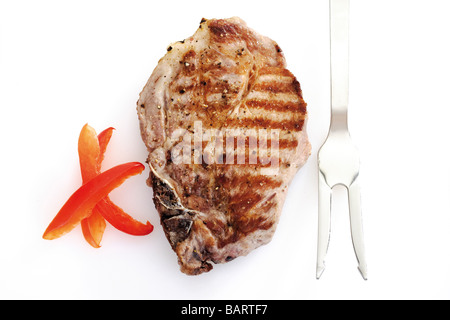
(316, 170, 332, 279)
(348, 176, 368, 280)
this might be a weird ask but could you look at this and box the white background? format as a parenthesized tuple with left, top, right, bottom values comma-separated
(1, 0, 449, 300)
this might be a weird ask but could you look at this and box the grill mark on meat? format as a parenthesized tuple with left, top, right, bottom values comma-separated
(245, 91, 302, 103)
(208, 19, 259, 50)
(219, 170, 282, 189)
(195, 136, 297, 169)
(252, 81, 299, 94)
(236, 108, 304, 123)
(245, 100, 307, 114)
(218, 172, 283, 210)
(225, 117, 305, 132)
(228, 192, 263, 216)
(258, 66, 294, 77)
(199, 137, 298, 151)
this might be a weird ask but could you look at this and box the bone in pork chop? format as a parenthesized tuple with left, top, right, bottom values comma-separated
(137, 17, 310, 275)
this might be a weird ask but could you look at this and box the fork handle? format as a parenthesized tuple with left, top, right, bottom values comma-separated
(330, 0, 349, 133)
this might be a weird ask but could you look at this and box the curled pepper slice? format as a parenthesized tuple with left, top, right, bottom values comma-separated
(81, 209, 106, 248)
(96, 198, 154, 236)
(43, 162, 144, 240)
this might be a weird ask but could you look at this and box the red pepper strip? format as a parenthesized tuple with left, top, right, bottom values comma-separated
(97, 127, 114, 171)
(43, 162, 144, 240)
(81, 209, 106, 248)
(78, 124, 108, 247)
(96, 198, 154, 236)
(80, 127, 114, 247)
(78, 124, 100, 183)
(93, 126, 153, 236)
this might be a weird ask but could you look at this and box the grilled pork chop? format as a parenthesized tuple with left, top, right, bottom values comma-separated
(137, 17, 310, 275)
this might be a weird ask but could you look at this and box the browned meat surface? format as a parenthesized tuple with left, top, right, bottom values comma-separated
(137, 17, 310, 275)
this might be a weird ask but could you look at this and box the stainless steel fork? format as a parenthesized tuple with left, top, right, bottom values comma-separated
(316, 0, 368, 280)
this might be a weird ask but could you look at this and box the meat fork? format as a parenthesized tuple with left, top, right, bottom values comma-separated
(316, 0, 368, 280)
